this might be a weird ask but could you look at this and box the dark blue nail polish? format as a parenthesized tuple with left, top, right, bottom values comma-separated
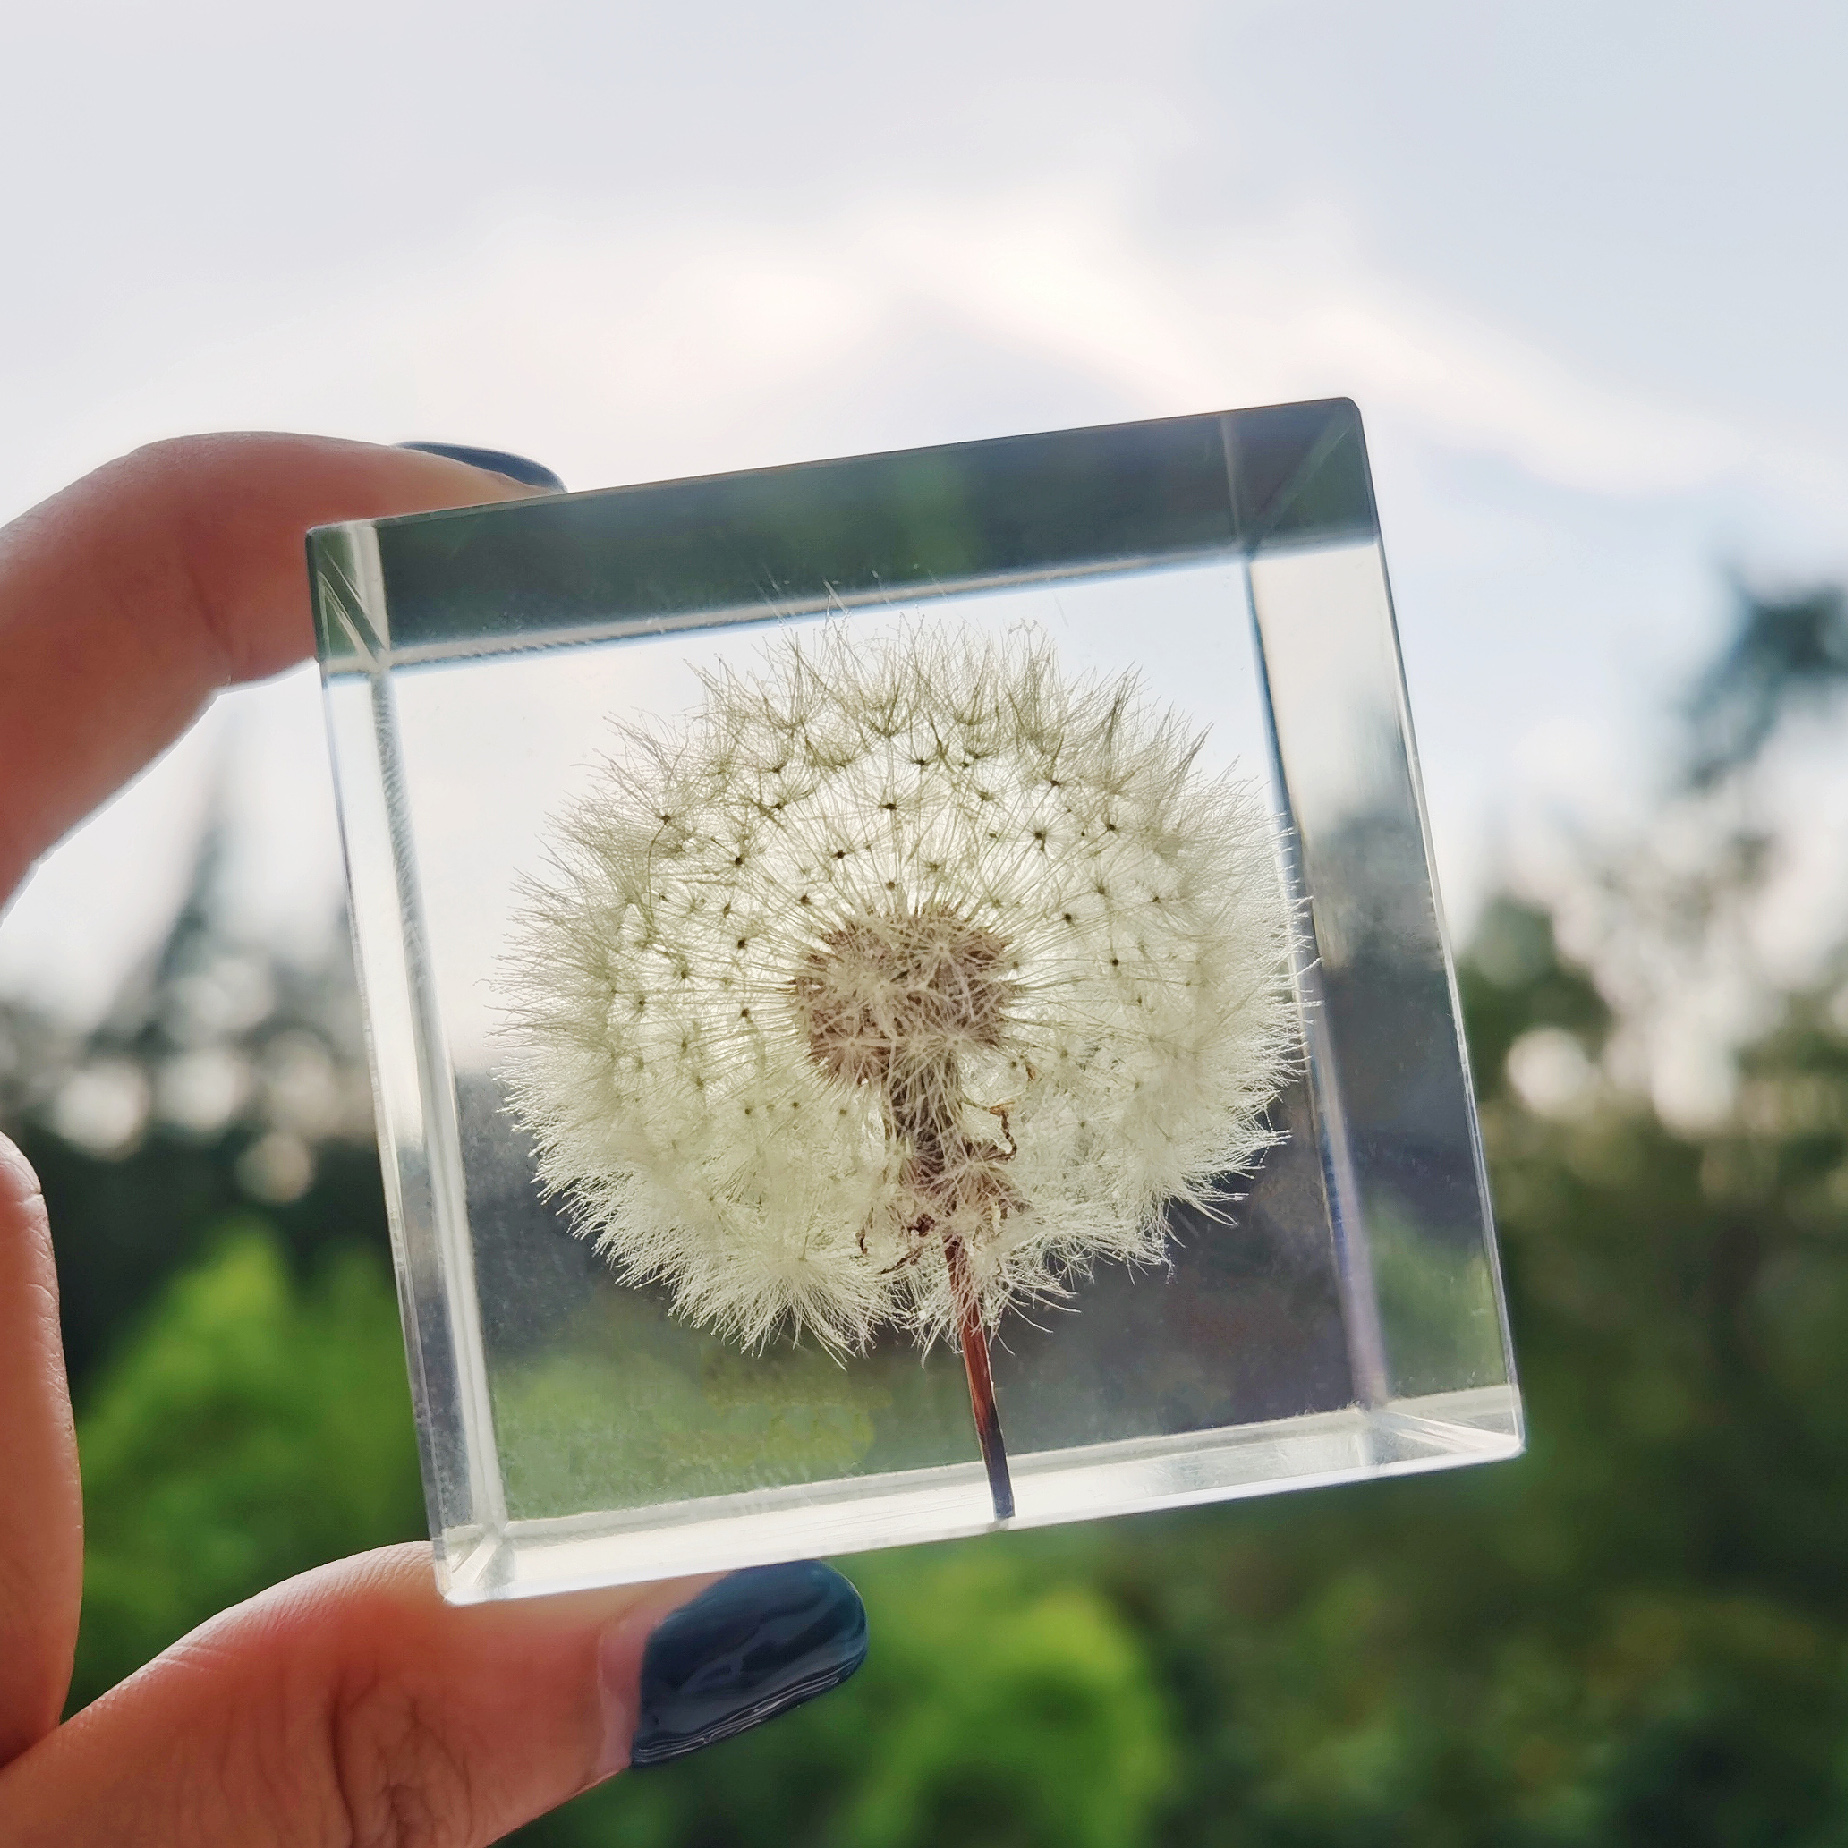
(629, 1561, 868, 1769)
(396, 441, 565, 492)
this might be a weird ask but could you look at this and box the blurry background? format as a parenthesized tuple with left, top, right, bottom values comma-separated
(5, 2, 1848, 1841)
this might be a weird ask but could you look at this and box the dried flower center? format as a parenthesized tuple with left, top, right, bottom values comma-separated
(792, 902, 1014, 1085)
(790, 901, 1025, 1258)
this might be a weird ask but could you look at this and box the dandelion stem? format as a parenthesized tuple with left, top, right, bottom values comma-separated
(947, 1236, 1014, 1521)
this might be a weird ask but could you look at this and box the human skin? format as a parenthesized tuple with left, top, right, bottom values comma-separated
(0, 436, 857, 1844)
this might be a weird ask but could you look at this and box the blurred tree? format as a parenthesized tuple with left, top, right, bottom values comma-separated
(69, 1223, 424, 1710)
(1089, 926, 1848, 1846)
(1685, 580, 1848, 789)
(0, 815, 388, 1395)
(15, 576, 1848, 1841)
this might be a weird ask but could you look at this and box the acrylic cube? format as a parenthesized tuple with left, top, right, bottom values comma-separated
(310, 399, 1521, 1604)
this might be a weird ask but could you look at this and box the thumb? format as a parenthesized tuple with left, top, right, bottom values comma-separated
(0, 1545, 866, 1846)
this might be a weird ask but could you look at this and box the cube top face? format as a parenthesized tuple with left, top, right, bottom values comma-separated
(314, 400, 1376, 670)
(311, 400, 1520, 1605)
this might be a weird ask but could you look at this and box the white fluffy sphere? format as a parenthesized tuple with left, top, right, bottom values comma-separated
(501, 625, 1297, 1352)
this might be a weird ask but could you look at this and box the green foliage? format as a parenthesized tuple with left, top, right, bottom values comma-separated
(1367, 1203, 1508, 1395)
(1454, 897, 1610, 1085)
(521, 916, 1848, 1846)
(1076, 933, 1848, 1847)
(57, 901, 1848, 1841)
(491, 1280, 987, 1517)
(37, 583, 1848, 1839)
(22, 1121, 390, 1394)
(494, 1305, 884, 1515)
(69, 1224, 424, 1708)
(1685, 581, 1848, 787)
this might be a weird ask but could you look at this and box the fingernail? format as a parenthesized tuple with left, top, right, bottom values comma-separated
(396, 441, 566, 492)
(621, 1562, 868, 1770)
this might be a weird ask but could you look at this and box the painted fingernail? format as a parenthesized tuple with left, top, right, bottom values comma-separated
(396, 441, 565, 491)
(626, 1562, 868, 1769)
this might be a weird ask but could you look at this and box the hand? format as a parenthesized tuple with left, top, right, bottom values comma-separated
(0, 436, 867, 1846)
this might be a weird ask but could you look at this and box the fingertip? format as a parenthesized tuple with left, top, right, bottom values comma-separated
(0, 430, 555, 893)
(0, 1545, 870, 1840)
(622, 1562, 869, 1771)
(491, 1571, 719, 1787)
(0, 1131, 43, 1218)
(395, 442, 566, 493)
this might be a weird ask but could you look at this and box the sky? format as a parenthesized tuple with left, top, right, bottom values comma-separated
(4, 0, 1846, 1025)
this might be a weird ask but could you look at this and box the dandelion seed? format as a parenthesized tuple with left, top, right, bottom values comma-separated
(500, 624, 1298, 1518)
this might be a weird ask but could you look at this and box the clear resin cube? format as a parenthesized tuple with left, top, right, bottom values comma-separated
(310, 399, 1520, 1604)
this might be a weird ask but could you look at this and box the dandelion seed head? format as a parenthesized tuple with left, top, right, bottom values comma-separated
(501, 624, 1298, 1352)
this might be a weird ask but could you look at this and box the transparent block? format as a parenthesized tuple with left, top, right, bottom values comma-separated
(310, 399, 1521, 1604)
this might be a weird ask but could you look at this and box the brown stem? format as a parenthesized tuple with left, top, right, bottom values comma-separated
(946, 1236, 1014, 1521)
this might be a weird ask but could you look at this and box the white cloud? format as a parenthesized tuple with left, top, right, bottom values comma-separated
(8, 181, 1848, 1021)
(11, 184, 1815, 518)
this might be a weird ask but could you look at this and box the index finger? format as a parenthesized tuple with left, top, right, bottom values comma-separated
(0, 435, 539, 903)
